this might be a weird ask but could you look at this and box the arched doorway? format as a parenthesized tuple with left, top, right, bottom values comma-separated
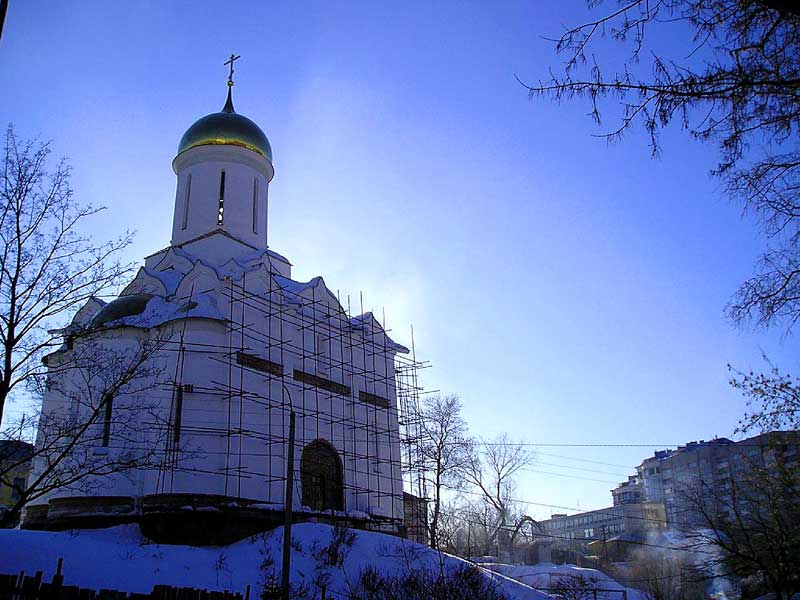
(301, 439, 344, 512)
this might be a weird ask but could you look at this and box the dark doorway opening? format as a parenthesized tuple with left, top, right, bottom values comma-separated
(300, 439, 344, 512)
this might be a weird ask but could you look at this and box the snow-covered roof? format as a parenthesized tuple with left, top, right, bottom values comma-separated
(90, 292, 225, 329)
(66, 245, 409, 353)
(485, 562, 647, 600)
(348, 312, 410, 354)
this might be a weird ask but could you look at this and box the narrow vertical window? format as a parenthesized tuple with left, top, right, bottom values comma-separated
(316, 334, 329, 374)
(252, 178, 258, 234)
(374, 420, 381, 462)
(101, 393, 113, 447)
(217, 170, 226, 226)
(173, 385, 184, 445)
(181, 173, 192, 230)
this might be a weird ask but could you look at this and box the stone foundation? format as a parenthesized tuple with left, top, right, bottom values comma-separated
(21, 494, 402, 546)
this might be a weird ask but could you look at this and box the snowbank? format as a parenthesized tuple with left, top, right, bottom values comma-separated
(484, 562, 647, 600)
(0, 524, 549, 599)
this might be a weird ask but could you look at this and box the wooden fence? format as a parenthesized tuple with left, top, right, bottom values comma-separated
(0, 558, 250, 600)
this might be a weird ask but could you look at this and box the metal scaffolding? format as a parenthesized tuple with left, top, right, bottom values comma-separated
(147, 267, 428, 534)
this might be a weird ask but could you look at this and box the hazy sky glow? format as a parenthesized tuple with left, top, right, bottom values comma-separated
(1, 1, 797, 519)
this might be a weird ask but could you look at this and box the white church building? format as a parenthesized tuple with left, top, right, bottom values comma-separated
(24, 70, 416, 543)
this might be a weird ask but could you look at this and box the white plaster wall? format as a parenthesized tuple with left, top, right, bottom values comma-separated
(30, 328, 176, 506)
(171, 146, 273, 250)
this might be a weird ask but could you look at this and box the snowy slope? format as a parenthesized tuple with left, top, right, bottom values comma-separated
(0, 524, 550, 599)
(484, 562, 647, 600)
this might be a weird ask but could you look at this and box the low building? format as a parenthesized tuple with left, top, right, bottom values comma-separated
(537, 501, 666, 559)
(402, 492, 428, 545)
(0, 440, 34, 523)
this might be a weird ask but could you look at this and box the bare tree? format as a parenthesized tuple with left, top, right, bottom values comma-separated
(0, 126, 132, 426)
(548, 574, 606, 600)
(523, 1, 800, 333)
(0, 127, 179, 527)
(432, 499, 467, 555)
(350, 562, 509, 600)
(453, 496, 500, 558)
(0, 326, 174, 527)
(729, 357, 800, 434)
(622, 547, 707, 600)
(463, 434, 534, 558)
(417, 394, 472, 549)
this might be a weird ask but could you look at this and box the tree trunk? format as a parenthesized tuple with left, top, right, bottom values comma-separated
(773, 586, 783, 600)
(0, 333, 13, 427)
(429, 469, 441, 549)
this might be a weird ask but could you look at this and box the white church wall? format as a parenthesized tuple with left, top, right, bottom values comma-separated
(30, 328, 174, 506)
(32, 286, 406, 524)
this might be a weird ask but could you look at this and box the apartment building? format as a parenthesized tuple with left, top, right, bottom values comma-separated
(611, 475, 643, 506)
(635, 431, 799, 529)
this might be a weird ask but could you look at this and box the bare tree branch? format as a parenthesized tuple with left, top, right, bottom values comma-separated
(526, 1, 800, 333)
(0, 327, 179, 527)
(0, 126, 134, 426)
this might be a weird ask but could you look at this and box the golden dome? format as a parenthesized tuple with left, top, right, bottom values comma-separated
(177, 90, 272, 161)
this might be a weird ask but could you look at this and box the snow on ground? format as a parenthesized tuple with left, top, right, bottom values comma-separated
(483, 562, 647, 600)
(0, 524, 549, 599)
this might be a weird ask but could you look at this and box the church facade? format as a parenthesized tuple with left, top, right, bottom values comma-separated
(23, 76, 411, 543)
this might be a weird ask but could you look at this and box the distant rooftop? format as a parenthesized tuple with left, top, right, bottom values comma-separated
(0, 440, 34, 462)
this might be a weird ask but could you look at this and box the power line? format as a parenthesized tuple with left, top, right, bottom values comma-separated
(534, 451, 635, 470)
(530, 460, 631, 478)
(479, 441, 786, 449)
(522, 467, 621, 485)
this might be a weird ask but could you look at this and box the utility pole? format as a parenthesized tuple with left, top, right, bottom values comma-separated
(281, 408, 296, 599)
(601, 525, 608, 562)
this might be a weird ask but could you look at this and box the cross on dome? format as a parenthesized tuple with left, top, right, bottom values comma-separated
(222, 53, 241, 114)
(175, 57, 273, 162)
(224, 53, 241, 88)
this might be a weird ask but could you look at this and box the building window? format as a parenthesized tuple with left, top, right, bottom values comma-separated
(101, 393, 113, 447)
(217, 171, 226, 226)
(373, 418, 386, 468)
(252, 178, 258, 234)
(173, 385, 184, 445)
(181, 173, 192, 230)
(316, 334, 330, 375)
(11, 477, 25, 502)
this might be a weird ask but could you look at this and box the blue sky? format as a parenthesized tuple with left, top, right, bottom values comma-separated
(1, 1, 796, 519)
